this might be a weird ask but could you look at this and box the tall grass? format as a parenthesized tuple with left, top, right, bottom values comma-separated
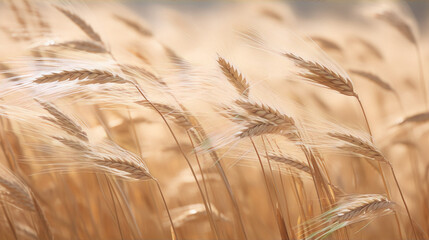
(0, 1, 428, 239)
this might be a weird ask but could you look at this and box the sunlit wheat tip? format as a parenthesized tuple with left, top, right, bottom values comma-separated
(328, 132, 386, 162)
(217, 56, 250, 97)
(284, 52, 356, 97)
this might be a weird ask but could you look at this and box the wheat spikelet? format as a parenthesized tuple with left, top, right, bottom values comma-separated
(328, 132, 386, 162)
(233, 100, 296, 139)
(349, 69, 394, 92)
(398, 112, 429, 125)
(45, 40, 107, 53)
(351, 37, 383, 60)
(285, 53, 356, 97)
(305, 194, 395, 239)
(120, 64, 166, 86)
(0, 62, 19, 80)
(163, 45, 188, 68)
(235, 99, 295, 126)
(92, 158, 150, 181)
(0, 165, 35, 212)
(33, 69, 128, 85)
(220, 106, 252, 124)
(137, 101, 193, 129)
(55, 6, 102, 43)
(238, 122, 287, 138)
(259, 8, 284, 23)
(22, 0, 35, 16)
(376, 10, 416, 45)
(88, 142, 152, 181)
(217, 56, 250, 97)
(128, 47, 152, 65)
(7, 0, 27, 32)
(332, 195, 394, 223)
(51, 136, 89, 151)
(30, 2, 50, 32)
(267, 153, 311, 174)
(311, 36, 342, 52)
(113, 14, 153, 37)
(35, 99, 88, 142)
(48, 137, 151, 181)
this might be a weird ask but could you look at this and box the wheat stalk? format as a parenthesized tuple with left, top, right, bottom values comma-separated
(311, 36, 342, 52)
(0, 176, 35, 212)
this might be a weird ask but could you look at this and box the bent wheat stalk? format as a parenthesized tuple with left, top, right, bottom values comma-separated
(284, 50, 416, 237)
(328, 130, 417, 239)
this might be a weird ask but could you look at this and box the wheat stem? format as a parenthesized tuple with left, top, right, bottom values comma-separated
(356, 96, 413, 240)
(389, 164, 418, 239)
(154, 179, 179, 240)
(249, 137, 285, 238)
(133, 83, 219, 240)
(186, 131, 217, 232)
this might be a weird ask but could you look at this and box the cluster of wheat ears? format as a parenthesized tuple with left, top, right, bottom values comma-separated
(0, 0, 428, 239)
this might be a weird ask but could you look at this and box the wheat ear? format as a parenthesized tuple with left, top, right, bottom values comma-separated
(34, 69, 129, 85)
(55, 6, 102, 43)
(36, 99, 88, 142)
(217, 56, 250, 97)
(284, 52, 356, 97)
(305, 194, 395, 240)
(44, 40, 107, 53)
(113, 14, 153, 37)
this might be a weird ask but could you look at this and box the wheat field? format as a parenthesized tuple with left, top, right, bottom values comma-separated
(0, 1, 428, 239)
